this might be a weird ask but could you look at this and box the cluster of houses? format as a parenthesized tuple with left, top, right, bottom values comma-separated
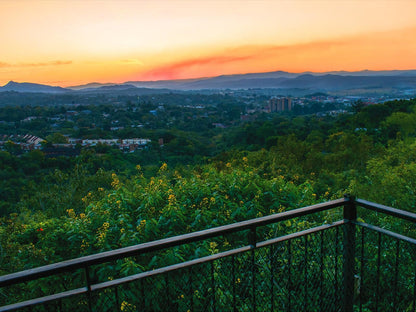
(69, 138, 151, 152)
(0, 135, 151, 155)
(0, 134, 45, 151)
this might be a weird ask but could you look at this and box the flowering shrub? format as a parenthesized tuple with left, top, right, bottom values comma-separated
(0, 159, 319, 275)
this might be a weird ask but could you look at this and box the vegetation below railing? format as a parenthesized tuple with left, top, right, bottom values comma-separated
(1, 198, 416, 312)
(2, 98, 416, 311)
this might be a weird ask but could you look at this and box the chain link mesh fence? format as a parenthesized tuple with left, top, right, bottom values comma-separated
(3, 222, 416, 311)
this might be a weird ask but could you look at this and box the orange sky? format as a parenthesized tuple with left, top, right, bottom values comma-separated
(1, 0, 416, 87)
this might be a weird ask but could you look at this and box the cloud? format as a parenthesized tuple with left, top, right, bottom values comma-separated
(0, 60, 72, 68)
(141, 54, 252, 80)
(136, 26, 416, 80)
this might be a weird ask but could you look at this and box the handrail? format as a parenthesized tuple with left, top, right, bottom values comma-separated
(0, 221, 346, 312)
(0, 197, 348, 287)
(355, 198, 416, 222)
(2, 197, 416, 312)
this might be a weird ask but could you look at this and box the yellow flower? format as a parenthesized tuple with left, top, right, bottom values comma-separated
(67, 209, 75, 218)
(242, 156, 248, 162)
(160, 163, 168, 171)
(209, 242, 218, 250)
(168, 194, 176, 206)
(121, 301, 135, 311)
(226, 162, 231, 168)
(136, 219, 146, 232)
(80, 239, 89, 250)
(136, 164, 141, 171)
(111, 173, 120, 189)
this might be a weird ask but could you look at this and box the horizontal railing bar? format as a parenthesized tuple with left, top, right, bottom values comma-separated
(92, 245, 253, 291)
(1, 221, 348, 311)
(256, 220, 345, 248)
(0, 287, 88, 312)
(0, 246, 254, 312)
(0, 198, 347, 287)
(355, 198, 416, 223)
(354, 221, 416, 245)
(95, 221, 345, 291)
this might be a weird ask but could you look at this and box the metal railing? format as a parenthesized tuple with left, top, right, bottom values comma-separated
(1, 196, 416, 311)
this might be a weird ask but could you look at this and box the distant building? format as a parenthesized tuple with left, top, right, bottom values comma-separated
(23, 134, 44, 145)
(120, 138, 151, 153)
(121, 138, 150, 145)
(82, 139, 119, 146)
(21, 116, 38, 122)
(268, 97, 292, 112)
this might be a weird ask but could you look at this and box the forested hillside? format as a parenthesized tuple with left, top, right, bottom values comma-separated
(1, 98, 416, 276)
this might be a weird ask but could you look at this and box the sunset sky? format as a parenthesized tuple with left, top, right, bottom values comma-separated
(1, 0, 416, 87)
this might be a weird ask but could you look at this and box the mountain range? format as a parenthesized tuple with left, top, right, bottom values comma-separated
(1, 70, 416, 94)
(0, 81, 69, 93)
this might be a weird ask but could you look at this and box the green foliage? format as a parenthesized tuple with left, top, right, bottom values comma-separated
(352, 139, 416, 210)
(3, 97, 416, 309)
(0, 160, 320, 274)
(45, 132, 68, 144)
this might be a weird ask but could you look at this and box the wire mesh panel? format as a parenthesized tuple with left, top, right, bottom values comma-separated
(3, 199, 416, 312)
(255, 226, 343, 312)
(355, 226, 416, 312)
(84, 226, 345, 312)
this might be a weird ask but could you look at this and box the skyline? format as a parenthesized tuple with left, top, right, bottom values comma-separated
(1, 0, 416, 87)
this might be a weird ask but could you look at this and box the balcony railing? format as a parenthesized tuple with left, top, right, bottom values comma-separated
(1, 196, 416, 311)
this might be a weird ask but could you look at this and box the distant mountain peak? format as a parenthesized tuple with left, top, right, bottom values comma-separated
(5, 80, 18, 86)
(0, 81, 70, 93)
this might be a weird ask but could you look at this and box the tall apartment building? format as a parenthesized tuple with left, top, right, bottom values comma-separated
(268, 97, 292, 112)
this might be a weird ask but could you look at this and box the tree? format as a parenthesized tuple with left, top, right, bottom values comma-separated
(45, 133, 68, 144)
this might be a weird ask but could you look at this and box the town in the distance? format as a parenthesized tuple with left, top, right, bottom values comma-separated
(1, 69, 416, 155)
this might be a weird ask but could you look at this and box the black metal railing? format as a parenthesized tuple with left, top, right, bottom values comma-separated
(1, 196, 416, 312)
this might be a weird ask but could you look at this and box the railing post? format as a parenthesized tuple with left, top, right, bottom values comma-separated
(249, 227, 256, 312)
(343, 194, 356, 312)
(84, 266, 93, 312)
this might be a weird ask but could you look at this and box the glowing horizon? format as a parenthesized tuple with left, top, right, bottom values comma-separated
(1, 0, 416, 87)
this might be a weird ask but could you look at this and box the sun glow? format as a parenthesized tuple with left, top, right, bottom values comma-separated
(1, 0, 416, 86)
